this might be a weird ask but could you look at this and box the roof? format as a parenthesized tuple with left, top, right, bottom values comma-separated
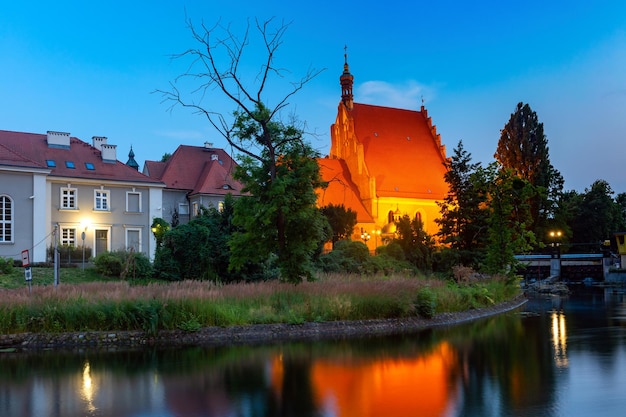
(144, 145, 244, 196)
(350, 103, 448, 199)
(0, 130, 163, 185)
(317, 158, 374, 223)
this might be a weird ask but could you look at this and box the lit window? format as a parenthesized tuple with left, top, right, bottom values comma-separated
(94, 189, 110, 211)
(46, 160, 56, 167)
(126, 191, 141, 213)
(218, 201, 224, 212)
(192, 202, 199, 217)
(0, 195, 13, 242)
(65, 161, 75, 169)
(60, 227, 76, 246)
(60, 187, 77, 209)
(85, 163, 95, 170)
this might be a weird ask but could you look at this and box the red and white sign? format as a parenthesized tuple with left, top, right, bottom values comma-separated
(21, 249, 30, 267)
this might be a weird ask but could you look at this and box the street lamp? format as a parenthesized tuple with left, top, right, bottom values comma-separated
(371, 229, 381, 248)
(361, 231, 371, 243)
(549, 230, 562, 279)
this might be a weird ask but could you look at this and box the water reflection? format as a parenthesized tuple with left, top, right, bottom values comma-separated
(551, 311, 568, 368)
(2, 291, 626, 416)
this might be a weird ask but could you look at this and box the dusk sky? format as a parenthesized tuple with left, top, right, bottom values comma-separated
(2, 1, 625, 193)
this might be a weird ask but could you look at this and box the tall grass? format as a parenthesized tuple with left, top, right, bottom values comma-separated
(0, 273, 520, 334)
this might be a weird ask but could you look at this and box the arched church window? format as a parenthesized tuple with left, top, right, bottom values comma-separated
(388, 210, 395, 224)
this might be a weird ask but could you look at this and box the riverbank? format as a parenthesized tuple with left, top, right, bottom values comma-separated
(0, 295, 527, 352)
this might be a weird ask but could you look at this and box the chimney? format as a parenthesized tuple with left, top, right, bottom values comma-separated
(204, 141, 213, 149)
(47, 131, 70, 148)
(92, 136, 107, 151)
(101, 144, 117, 163)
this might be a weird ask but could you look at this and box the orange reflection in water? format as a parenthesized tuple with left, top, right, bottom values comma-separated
(309, 342, 458, 417)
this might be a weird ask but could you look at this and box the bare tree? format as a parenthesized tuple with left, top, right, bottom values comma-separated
(158, 17, 323, 164)
(158, 18, 327, 282)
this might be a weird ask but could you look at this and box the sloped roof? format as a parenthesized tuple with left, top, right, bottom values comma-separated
(145, 145, 244, 196)
(350, 103, 448, 199)
(317, 158, 374, 223)
(0, 142, 45, 170)
(0, 130, 163, 184)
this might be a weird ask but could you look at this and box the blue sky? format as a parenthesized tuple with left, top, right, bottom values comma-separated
(2, 1, 625, 192)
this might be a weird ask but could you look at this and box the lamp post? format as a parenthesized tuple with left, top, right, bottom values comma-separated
(549, 230, 562, 279)
(81, 228, 86, 271)
(372, 229, 381, 249)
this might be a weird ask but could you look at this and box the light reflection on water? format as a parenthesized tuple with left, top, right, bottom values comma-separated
(1, 288, 626, 417)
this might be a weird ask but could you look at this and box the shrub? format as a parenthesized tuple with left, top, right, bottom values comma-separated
(415, 287, 437, 318)
(0, 257, 14, 274)
(94, 252, 123, 277)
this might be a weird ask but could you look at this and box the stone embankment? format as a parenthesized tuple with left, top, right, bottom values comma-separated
(0, 295, 527, 352)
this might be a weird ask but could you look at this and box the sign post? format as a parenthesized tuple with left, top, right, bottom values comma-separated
(22, 250, 32, 294)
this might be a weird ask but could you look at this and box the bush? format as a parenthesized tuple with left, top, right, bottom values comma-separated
(415, 287, 437, 318)
(0, 257, 14, 274)
(94, 251, 153, 279)
(94, 252, 123, 277)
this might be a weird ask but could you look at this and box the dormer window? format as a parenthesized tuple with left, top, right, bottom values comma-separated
(65, 161, 75, 169)
(222, 184, 231, 190)
(211, 154, 219, 161)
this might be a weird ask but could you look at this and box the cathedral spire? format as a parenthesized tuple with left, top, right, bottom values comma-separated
(126, 145, 139, 171)
(340, 46, 354, 110)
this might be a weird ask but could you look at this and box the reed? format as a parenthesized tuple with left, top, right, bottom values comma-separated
(0, 272, 520, 334)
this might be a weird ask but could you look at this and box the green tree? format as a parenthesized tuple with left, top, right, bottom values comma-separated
(495, 102, 563, 240)
(570, 180, 621, 251)
(229, 121, 328, 282)
(320, 203, 357, 246)
(159, 18, 323, 283)
(480, 163, 537, 275)
(154, 195, 237, 282)
(394, 214, 434, 271)
(436, 140, 490, 268)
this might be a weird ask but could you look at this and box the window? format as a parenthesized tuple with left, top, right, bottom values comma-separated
(125, 228, 142, 253)
(60, 227, 76, 246)
(94, 189, 110, 211)
(126, 191, 141, 213)
(60, 187, 77, 209)
(0, 195, 13, 242)
(85, 162, 95, 170)
(192, 202, 199, 217)
(46, 160, 56, 167)
(65, 161, 75, 169)
(178, 203, 189, 215)
(218, 201, 224, 212)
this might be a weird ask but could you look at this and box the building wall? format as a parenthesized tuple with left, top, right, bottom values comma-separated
(47, 180, 158, 260)
(0, 171, 35, 261)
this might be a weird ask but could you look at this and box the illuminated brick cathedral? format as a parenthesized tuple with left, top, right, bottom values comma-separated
(318, 55, 449, 250)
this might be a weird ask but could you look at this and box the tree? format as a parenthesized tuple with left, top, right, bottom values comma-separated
(153, 195, 238, 282)
(394, 214, 434, 271)
(570, 180, 621, 251)
(480, 163, 537, 275)
(320, 203, 357, 246)
(436, 140, 490, 268)
(495, 102, 563, 240)
(159, 18, 324, 283)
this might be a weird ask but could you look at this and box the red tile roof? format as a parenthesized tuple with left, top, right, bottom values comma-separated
(0, 130, 163, 184)
(145, 145, 244, 196)
(317, 158, 374, 223)
(350, 103, 448, 199)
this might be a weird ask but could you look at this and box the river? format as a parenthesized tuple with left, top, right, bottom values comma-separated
(1, 287, 625, 417)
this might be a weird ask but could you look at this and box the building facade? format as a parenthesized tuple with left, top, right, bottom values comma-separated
(143, 142, 245, 226)
(0, 130, 164, 263)
(318, 58, 449, 251)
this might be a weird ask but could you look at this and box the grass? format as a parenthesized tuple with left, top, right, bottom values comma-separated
(0, 268, 521, 335)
